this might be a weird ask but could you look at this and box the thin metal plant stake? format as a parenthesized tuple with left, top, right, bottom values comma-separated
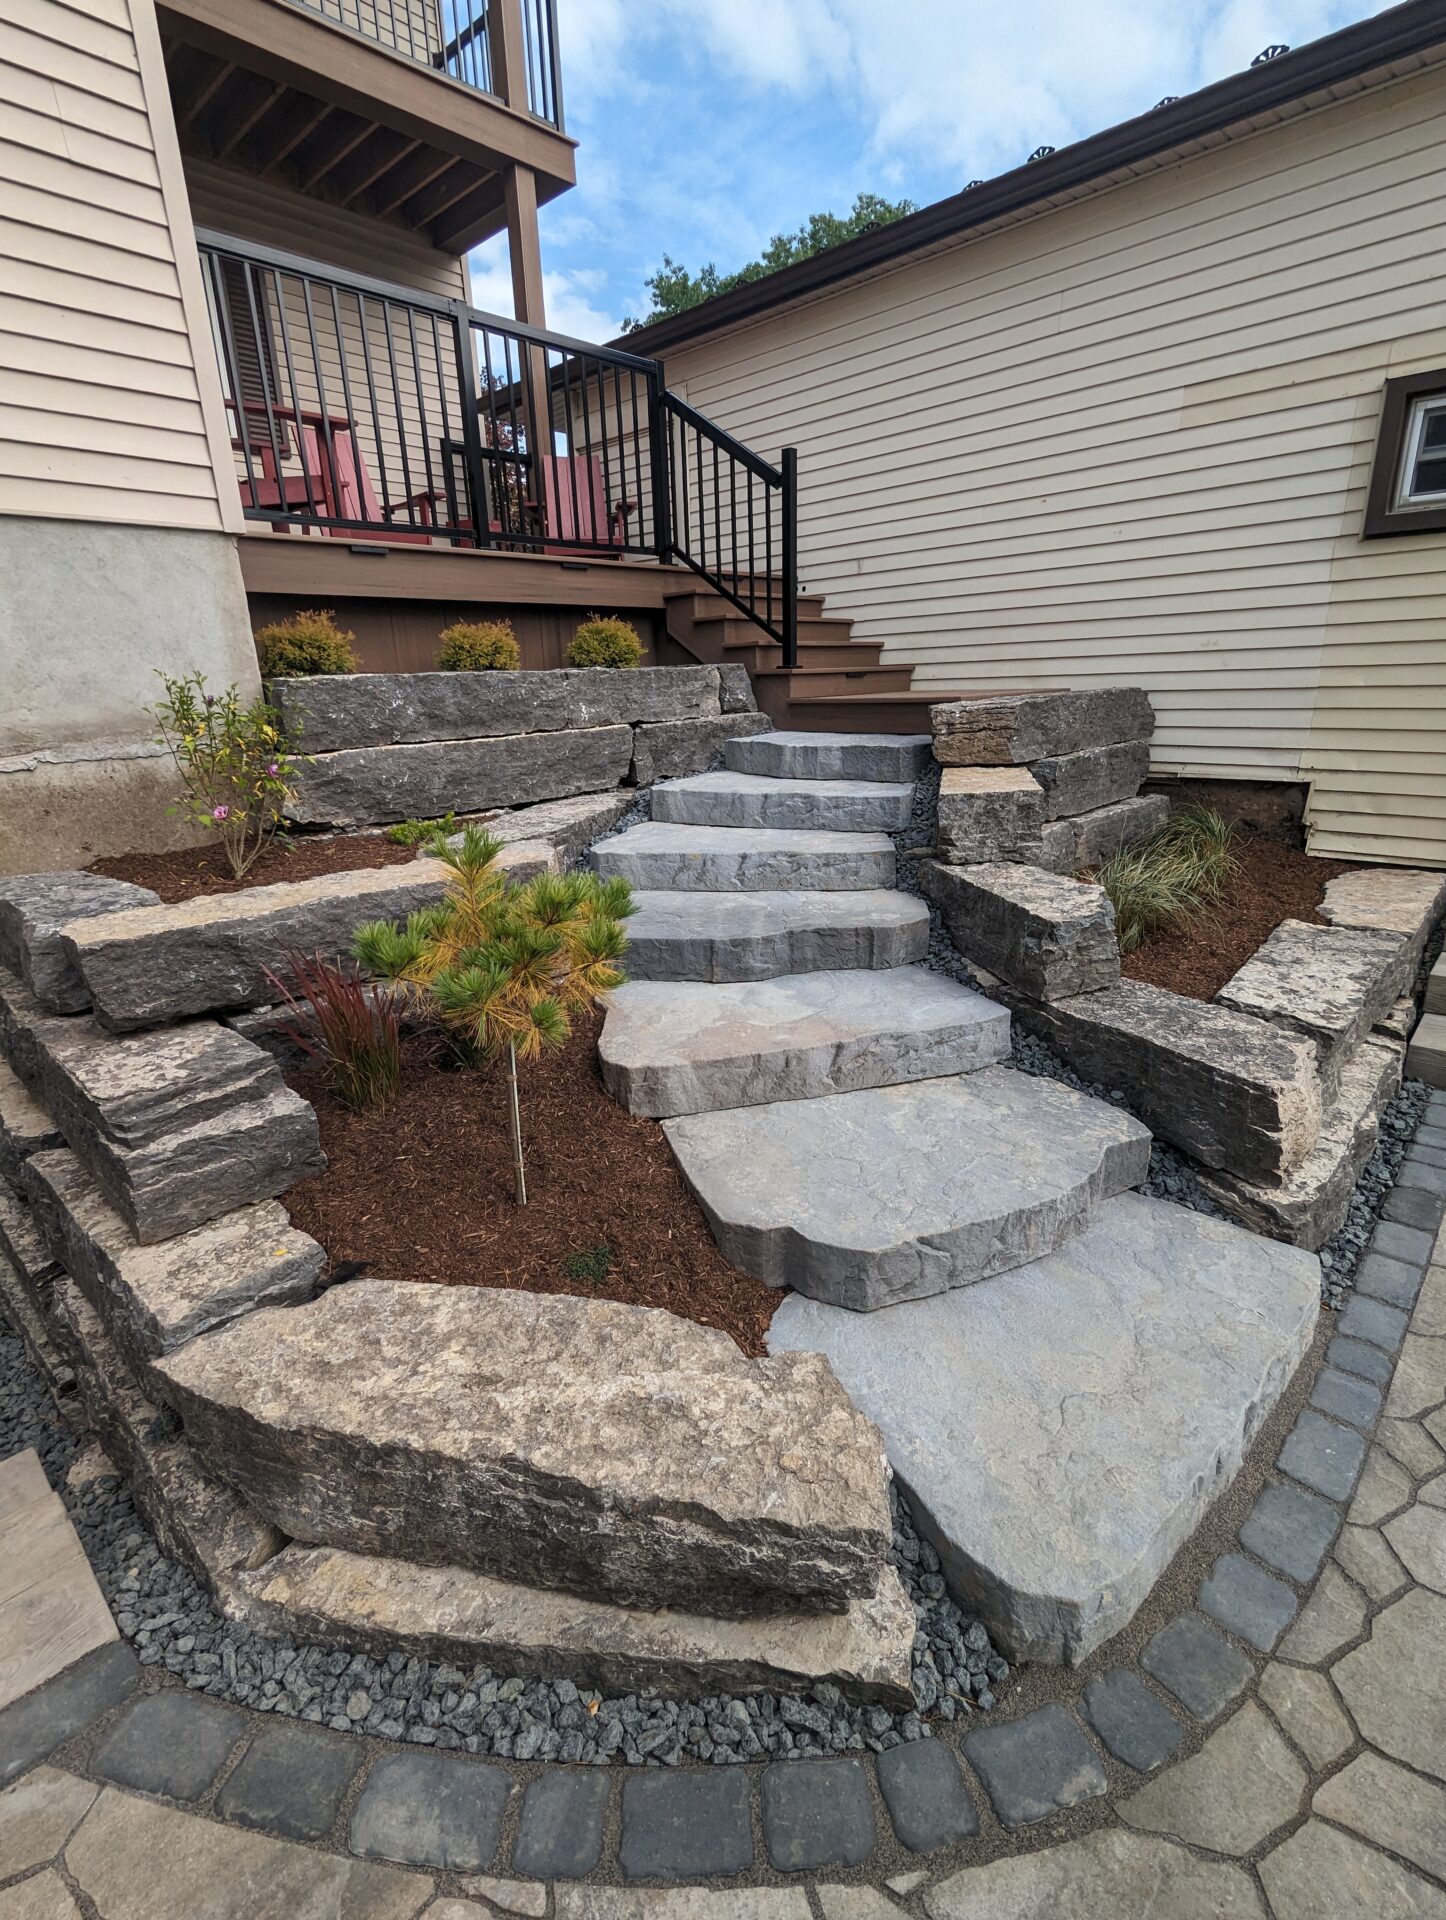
(507, 1041, 528, 1207)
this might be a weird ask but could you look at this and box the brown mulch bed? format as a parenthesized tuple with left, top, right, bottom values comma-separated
(90, 833, 416, 904)
(283, 1011, 779, 1356)
(1120, 832, 1358, 1001)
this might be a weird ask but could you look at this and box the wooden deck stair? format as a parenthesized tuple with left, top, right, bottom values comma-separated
(661, 582, 1010, 733)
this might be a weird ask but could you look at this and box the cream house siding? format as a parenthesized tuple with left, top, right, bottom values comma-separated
(0, 0, 238, 531)
(663, 64, 1446, 867)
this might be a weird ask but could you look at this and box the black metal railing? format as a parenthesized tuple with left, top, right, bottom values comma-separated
(288, 0, 563, 129)
(197, 231, 800, 660)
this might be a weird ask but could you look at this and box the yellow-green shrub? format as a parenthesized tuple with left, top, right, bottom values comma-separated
(566, 616, 644, 670)
(254, 609, 358, 679)
(436, 621, 520, 671)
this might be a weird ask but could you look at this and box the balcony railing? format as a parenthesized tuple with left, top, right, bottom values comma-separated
(198, 231, 798, 660)
(288, 0, 564, 128)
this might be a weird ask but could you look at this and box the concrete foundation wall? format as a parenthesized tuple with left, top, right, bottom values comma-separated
(0, 521, 260, 875)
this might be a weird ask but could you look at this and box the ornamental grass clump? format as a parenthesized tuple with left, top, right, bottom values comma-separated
(1094, 804, 1238, 954)
(565, 615, 644, 669)
(353, 826, 633, 1204)
(152, 672, 303, 881)
(436, 620, 520, 671)
(254, 609, 359, 678)
(263, 952, 402, 1110)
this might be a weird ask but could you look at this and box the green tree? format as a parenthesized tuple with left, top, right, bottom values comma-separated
(622, 192, 917, 329)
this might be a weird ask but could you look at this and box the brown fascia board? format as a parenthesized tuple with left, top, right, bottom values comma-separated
(616, 0, 1446, 356)
(159, 0, 577, 190)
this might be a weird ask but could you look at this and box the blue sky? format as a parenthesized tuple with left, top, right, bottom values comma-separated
(468, 0, 1392, 342)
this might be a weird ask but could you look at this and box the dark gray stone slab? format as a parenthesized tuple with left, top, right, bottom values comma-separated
(348, 1751, 510, 1870)
(963, 1705, 1108, 1829)
(1198, 1553, 1299, 1650)
(1037, 793, 1170, 875)
(0, 871, 161, 1013)
(1337, 1293, 1410, 1354)
(653, 770, 915, 834)
(1318, 867, 1446, 976)
(876, 1738, 979, 1850)
(1328, 1336, 1394, 1386)
(1383, 1182, 1446, 1232)
(760, 1756, 876, 1870)
(90, 1690, 245, 1800)
(1400, 1153, 1446, 1192)
(1239, 1482, 1341, 1583)
(623, 888, 929, 984)
(935, 767, 1045, 863)
(922, 859, 1119, 1001)
(1217, 920, 1410, 1097)
(631, 714, 773, 784)
(1354, 1252, 1426, 1310)
(1310, 1366, 1384, 1431)
(215, 1721, 362, 1842)
(1278, 1410, 1368, 1502)
(591, 821, 896, 893)
(0, 1059, 62, 1190)
(1019, 978, 1321, 1184)
(267, 665, 723, 751)
(669, 1067, 1149, 1311)
(0, 1642, 139, 1787)
(287, 725, 635, 828)
(1080, 1671, 1184, 1772)
(717, 662, 757, 713)
(727, 730, 933, 784)
(513, 1769, 610, 1879)
(1030, 740, 1152, 821)
(618, 1768, 753, 1879)
(1373, 1220, 1435, 1267)
(157, 1276, 893, 1620)
(1140, 1612, 1254, 1720)
(931, 689, 1154, 765)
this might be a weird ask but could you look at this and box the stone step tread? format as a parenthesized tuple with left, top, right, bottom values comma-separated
(726, 731, 933, 784)
(623, 889, 930, 983)
(595, 824, 896, 894)
(600, 967, 1010, 1117)
(767, 1190, 1320, 1664)
(652, 771, 915, 832)
(233, 1545, 916, 1707)
(663, 1066, 1151, 1310)
(1216, 919, 1411, 1087)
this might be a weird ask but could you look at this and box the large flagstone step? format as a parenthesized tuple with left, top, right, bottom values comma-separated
(623, 889, 929, 982)
(768, 1191, 1321, 1664)
(726, 730, 934, 783)
(600, 967, 1010, 1117)
(652, 770, 916, 833)
(591, 821, 896, 892)
(663, 1067, 1151, 1309)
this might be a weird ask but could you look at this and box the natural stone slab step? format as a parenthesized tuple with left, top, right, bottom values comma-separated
(0, 870, 160, 1013)
(156, 1278, 893, 1620)
(726, 730, 933, 784)
(52, 1273, 284, 1599)
(1216, 919, 1410, 1097)
(24, 1147, 324, 1386)
(61, 844, 549, 1033)
(1017, 979, 1322, 1183)
(599, 967, 1010, 1117)
(630, 712, 771, 783)
(0, 970, 323, 1244)
(768, 1190, 1320, 1663)
(449, 791, 635, 867)
(931, 689, 1155, 766)
(652, 771, 915, 833)
(921, 859, 1120, 1002)
(663, 1067, 1151, 1310)
(1200, 1037, 1404, 1248)
(1319, 867, 1446, 976)
(623, 889, 929, 982)
(267, 664, 725, 752)
(591, 822, 896, 893)
(233, 1546, 917, 1707)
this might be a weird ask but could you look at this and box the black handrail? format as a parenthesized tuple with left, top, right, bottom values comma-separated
(197, 230, 799, 662)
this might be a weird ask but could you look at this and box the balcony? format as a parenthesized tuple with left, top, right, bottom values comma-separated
(159, 0, 575, 251)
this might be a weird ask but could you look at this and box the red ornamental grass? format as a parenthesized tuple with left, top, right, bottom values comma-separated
(263, 951, 402, 1110)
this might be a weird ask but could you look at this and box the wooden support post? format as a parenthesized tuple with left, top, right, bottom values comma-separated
(503, 162, 546, 327)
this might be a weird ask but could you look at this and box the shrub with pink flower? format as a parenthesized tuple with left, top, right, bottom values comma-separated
(152, 673, 304, 880)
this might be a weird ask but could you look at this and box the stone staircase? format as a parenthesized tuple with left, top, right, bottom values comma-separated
(595, 727, 1323, 1664)
(595, 731, 1151, 1309)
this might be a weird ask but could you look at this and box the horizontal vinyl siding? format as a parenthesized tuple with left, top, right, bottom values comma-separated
(0, 0, 225, 529)
(666, 66, 1446, 867)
